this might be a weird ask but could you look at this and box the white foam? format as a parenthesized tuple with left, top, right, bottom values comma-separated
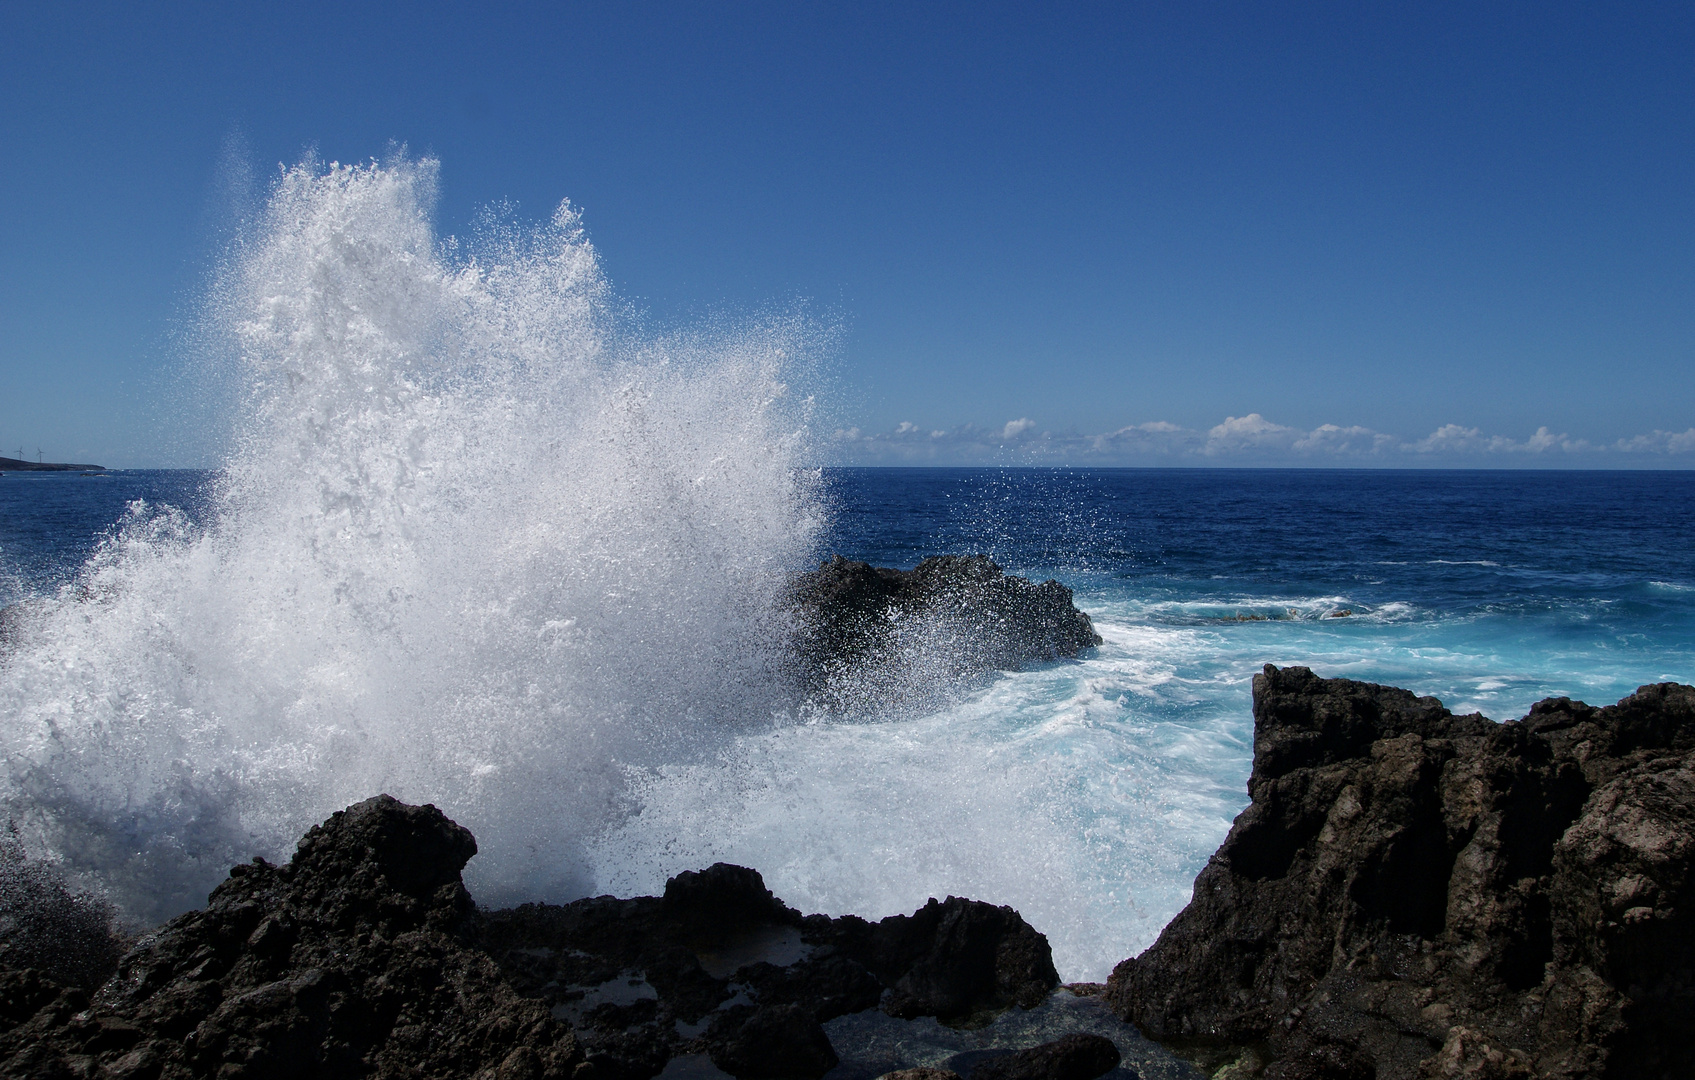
(591, 619, 1253, 981)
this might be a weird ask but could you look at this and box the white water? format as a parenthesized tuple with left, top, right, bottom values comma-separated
(0, 160, 825, 923)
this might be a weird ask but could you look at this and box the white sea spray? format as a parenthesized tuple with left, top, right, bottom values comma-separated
(0, 159, 825, 923)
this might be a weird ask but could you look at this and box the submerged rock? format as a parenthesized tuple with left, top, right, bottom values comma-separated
(788, 555, 1101, 708)
(964, 1032, 1122, 1080)
(1106, 665, 1695, 1080)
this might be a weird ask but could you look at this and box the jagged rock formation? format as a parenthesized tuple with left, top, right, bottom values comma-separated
(0, 797, 1060, 1080)
(11, 664, 1689, 1080)
(1, 796, 584, 1079)
(788, 556, 1101, 705)
(1105, 665, 1695, 1080)
(479, 867, 1059, 1078)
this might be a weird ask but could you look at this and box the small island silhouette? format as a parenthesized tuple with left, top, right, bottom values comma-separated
(0, 455, 105, 472)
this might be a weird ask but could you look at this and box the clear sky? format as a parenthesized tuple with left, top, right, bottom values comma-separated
(2, 2, 1692, 468)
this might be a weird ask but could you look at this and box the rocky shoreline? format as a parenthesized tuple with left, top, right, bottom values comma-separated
(1108, 666, 1695, 1080)
(1, 562, 1691, 1079)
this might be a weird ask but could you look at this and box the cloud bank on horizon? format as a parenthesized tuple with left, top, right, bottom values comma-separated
(831, 413, 1695, 467)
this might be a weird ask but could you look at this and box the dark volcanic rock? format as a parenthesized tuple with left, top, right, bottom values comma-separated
(829, 897, 1062, 1022)
(0, 837, 125, 992)
(0, 795, 584, 1079)
(1105, 665, 1695, 1080)
(789, 556, 1101, 703)
(0, 795, 1062, 1080)
(478, 873, 1060, 1079)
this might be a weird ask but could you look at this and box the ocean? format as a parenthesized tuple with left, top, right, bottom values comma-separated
(4, 463, 1691, 981)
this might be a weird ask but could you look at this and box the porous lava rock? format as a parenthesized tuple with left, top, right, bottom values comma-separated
(0, 800, 1062, 1080)
(788, 555, 1101, 694)
(1105, 665, 1695, 1080)
(0, 794, 585, 1079)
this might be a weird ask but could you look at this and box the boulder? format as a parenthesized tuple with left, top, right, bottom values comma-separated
(0, 795, 584, 1079)
(788, 555, 1101, 710)
(1105, 665, 1695, 1080)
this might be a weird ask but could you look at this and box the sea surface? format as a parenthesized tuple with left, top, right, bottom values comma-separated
(6, 464, 1692, 980)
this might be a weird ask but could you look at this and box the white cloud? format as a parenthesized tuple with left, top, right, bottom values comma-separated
(1293, 424, 1394, 455)
(1204, 413, 1300, 455)
(826, 415, 1693, 467)
(1091, 421, 1199, 457)
(1412, 424, 1491, 455)
(1412, 424, 1590, 455)
(1615, 428, 1695, 454)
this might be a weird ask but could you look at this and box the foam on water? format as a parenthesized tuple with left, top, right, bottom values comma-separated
(0, 159, 824, 922)
(590, 617, 1252, 981)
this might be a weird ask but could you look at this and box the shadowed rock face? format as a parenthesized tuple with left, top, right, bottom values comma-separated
(1105, 665, 1695, 1080)
(480, 878, 1059, 1079)
(0, 800, 1060, 1080)
(788, 556, 1102, 709)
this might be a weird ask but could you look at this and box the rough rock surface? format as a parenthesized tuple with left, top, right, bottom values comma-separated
(788, 555, 1102, 702)
(965, 1032, 1123, 1080)
(0, 795, 585, 1079)
(0, 838, 125, 993)
(0, 798, 1060, 1080)
(1106, 665, 1695, 1080)
(479, 870, 1060, 1078)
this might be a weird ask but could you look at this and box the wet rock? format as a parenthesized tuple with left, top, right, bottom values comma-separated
(478, 871, 1060, 1076)
(0, 801, 1063, 1080)
(709, 1002, 838, 1079)
(788, 556, 1101, 702)
(0, 836, 125, 991)
(1105, 665, 1695, 1080)
(965, 1032, 1123, 1080)
(663, 864, 801, 934)
(828, 897, 1061, 1023)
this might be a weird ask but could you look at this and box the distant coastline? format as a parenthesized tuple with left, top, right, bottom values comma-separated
(0, 456, 104, 472)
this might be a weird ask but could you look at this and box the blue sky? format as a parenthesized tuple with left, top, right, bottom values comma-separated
(2, 2, 1692, 467)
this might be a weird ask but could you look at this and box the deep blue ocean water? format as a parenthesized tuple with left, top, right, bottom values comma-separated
(822, 467, 1695, 719)
(4, 466, 1692, 979)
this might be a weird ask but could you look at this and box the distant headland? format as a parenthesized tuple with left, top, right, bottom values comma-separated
(0, 455, 105, 472)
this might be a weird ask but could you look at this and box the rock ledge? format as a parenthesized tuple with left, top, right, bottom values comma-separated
(1106, 665, 1695, 1080)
